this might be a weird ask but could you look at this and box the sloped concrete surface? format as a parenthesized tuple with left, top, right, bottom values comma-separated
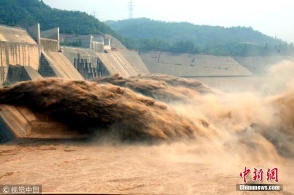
(120, 50, 150, 74)
(141, 51, 253, 76)
(0, 25, 36, 44)
(96, 51, 138, 77)
(42, 51, 84, 80)
(234, 56, 294, 75)
(0, 105, 87, 143)
(23, 66, 43, 80)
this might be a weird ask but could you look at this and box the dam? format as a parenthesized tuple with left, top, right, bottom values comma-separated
(0, 23, 149, 143)
(1, 23, 293, 144)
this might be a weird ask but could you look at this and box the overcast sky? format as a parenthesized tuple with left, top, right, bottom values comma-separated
(42, 0, 294, 43)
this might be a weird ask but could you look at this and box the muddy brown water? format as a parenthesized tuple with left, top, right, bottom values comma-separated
(1, 62, 294, 194)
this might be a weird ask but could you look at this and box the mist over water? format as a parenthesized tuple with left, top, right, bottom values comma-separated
(1, 61, 294, 171)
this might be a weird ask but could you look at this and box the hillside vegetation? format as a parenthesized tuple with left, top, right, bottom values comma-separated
(1, 0, 293, 56)
(0, 0, 125, 42)
(106, 18, 294, 56)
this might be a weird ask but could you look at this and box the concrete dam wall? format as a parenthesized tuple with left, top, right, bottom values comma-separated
(6, 65, 43, 85)
(0, 104, 86, 143)
(96, 50, 138, 77)
(0, 42, 39, 69)
(140, 51, 252, 77)
(61, 47, 109, 79)
(0, 25, 39, 84)
(0, 24, 151, 143)
(40, 51, 84, 80)
(0, 42, 39, 83)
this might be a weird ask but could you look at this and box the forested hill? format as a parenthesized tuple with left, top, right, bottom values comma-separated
(1, 0, 292, 56)
(0, 0, 120, 37)
(106, 18, 293, 56)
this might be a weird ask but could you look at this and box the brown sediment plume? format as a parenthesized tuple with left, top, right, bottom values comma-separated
(0, 78, 211, 141)
(93, 74, 212, 102)
(0, 65, 294, 160)
(256, 90, 294, 158)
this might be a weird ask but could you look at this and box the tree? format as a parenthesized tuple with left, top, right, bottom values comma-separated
(106, 18, 288, 56)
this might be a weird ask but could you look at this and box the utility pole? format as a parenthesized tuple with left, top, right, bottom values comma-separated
(129, 0, 133, 19)
(92, 11, 97, 18)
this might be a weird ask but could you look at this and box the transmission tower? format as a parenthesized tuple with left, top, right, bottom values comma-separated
(129, 0, 134, 19)
(92, 11, 97, 18)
